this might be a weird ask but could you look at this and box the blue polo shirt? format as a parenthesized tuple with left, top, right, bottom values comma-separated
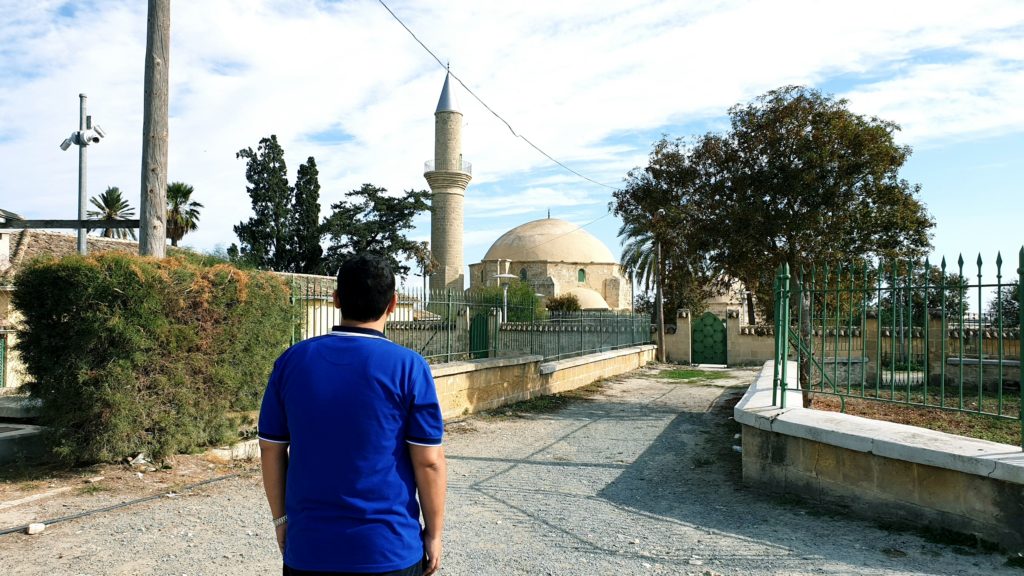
(258, 325, 444, 573)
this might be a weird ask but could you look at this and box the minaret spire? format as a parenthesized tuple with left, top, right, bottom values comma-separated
(425, 72, 472, 292)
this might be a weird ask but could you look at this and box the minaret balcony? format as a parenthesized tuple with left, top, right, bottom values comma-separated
(424, 159, 472, 175)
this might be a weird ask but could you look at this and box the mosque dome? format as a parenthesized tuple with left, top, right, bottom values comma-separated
(482, 218, 617, 264)
(565, 287, 611, 310)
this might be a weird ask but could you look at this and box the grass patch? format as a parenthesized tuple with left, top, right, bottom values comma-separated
(813, 395, 1021, 445)
(76, 482, 112, 495)
(657, 369, 729, 381)
(504, 395, 573, 414)
(483, 381, 607, 418)
(690, 389, 744, 477)
(559, 380, 607, 399)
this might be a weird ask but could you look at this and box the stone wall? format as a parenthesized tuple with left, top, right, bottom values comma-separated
(736, 362, 1024, 551)
(467, 260, 632, 310)
(801, 317, 1021, 392)
(431, 345, 656, 419)
(662, 308, 775, 366)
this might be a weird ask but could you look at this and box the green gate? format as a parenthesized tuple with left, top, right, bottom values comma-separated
(470, 313, 490, 359)
(692, 312, 727, 364)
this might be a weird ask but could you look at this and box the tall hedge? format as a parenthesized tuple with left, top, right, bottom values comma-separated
(12, 253, 292, 463)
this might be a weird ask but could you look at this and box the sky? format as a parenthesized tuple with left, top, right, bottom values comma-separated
(1, 0, 1022, 299)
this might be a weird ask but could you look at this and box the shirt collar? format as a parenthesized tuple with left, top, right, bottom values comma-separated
(330, 325, 387, 339)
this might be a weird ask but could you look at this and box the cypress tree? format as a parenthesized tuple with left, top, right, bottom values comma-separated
(291, 157, 324, 274)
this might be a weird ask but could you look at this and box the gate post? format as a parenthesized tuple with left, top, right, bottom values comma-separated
(1018, 247, 1023, 449)
(779, 263, 791, 409)
(772, 266, 782, 407)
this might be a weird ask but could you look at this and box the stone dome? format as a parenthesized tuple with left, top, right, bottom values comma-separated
(482, 218, 616, 264)
(565, 287, 611, 310)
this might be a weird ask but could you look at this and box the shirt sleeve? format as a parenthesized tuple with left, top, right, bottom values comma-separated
(405, 355, 444, 446)
(257, 355, 290, 444)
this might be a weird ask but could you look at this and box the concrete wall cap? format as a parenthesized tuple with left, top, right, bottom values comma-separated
(430, 355, 543, 378)
(539, 345, 655, 375)
(736, 361, 1024, 485)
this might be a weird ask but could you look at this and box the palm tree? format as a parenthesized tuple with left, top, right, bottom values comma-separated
(619, 220, 658, 292)
(166, 181, 203, 247)
(87, 186, 136, 240)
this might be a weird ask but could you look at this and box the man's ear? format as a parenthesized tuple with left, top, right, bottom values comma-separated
(384, 292, 398, 317)
(333, 290, 341, 310)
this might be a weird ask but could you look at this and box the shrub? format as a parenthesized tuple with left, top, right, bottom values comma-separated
(547, 293, 581, 313)
(12, 253, 292, 464)
(467, 282, 546, 321)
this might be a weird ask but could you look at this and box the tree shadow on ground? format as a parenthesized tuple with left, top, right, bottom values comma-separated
(446, 382, 1017, 575)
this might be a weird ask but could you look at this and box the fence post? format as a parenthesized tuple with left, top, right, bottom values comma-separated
(1018, 247, 1023, 450)
(779, 263, 791, 409)
(772, 266, 782, 407)
(580, 310, 584, 357)
(923, 258, 931, 398)
(977, 255, 985, 409)
(997, 253, 1004, 413)
(493, 294, 501, 357)
(445, 290, 453, 363)
(290, 277, 297, 346)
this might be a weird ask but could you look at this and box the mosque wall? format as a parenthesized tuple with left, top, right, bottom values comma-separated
(469, 260, 631, 310)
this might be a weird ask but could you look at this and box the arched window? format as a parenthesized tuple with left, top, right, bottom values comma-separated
(519, 268, 528, 281)
(577, 268, 586, 283)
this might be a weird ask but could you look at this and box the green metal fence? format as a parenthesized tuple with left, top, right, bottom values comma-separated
(284, 273, 652, 364)
(0, 333, 6, 388)
(772, 249, 1024, 448)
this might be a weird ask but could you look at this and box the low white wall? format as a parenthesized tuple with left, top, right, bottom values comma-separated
(736, 361, 1024, 550)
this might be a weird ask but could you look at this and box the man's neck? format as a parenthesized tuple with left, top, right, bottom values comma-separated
(339, 318, 387, 334)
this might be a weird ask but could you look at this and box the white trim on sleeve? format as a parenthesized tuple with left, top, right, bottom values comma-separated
(257, 436, 291, 445)
(405, 439, 443, 447)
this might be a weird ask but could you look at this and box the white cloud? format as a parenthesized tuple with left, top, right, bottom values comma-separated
(465, 187, 601, 219)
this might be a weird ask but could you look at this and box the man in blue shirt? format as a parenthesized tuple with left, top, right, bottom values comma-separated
(259, 254, 447, 575)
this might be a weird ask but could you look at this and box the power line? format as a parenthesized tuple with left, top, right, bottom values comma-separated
(517, 209, 614, 253)
(376, 0, 618, 191)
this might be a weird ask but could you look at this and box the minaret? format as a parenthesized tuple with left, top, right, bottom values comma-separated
(425, 72, 472, 292)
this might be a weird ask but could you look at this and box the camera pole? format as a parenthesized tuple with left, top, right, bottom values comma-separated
(77, 93, 87, 255)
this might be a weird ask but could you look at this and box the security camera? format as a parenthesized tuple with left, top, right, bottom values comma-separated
(80, 129, 102, 144)
(93, 125, 106, 138)
(60, 138, 72, 151)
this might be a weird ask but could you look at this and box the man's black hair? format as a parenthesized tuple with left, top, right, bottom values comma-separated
(337, 253, 396, 322)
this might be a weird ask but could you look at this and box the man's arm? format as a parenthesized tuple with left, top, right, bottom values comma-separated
(409, 444, 446, 576)
(260, 440, 289, 553)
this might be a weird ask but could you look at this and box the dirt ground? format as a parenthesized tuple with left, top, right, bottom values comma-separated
(0, 451, 254, 533)
(0, 364, 1021, 575)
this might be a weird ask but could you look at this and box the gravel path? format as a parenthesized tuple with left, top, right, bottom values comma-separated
(0, 366, 1019, 575)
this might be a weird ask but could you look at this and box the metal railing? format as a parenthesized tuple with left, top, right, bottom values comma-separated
(772, 249, 1024, 448)
(424, 159, 472, 175)
(286, 275, 651, 364)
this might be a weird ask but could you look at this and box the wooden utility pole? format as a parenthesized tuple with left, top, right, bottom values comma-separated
(139, 0, 170, 257)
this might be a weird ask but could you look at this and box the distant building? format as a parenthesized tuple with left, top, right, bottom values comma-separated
(0, 229, 142, 393)
(468, 217, 632, 311)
